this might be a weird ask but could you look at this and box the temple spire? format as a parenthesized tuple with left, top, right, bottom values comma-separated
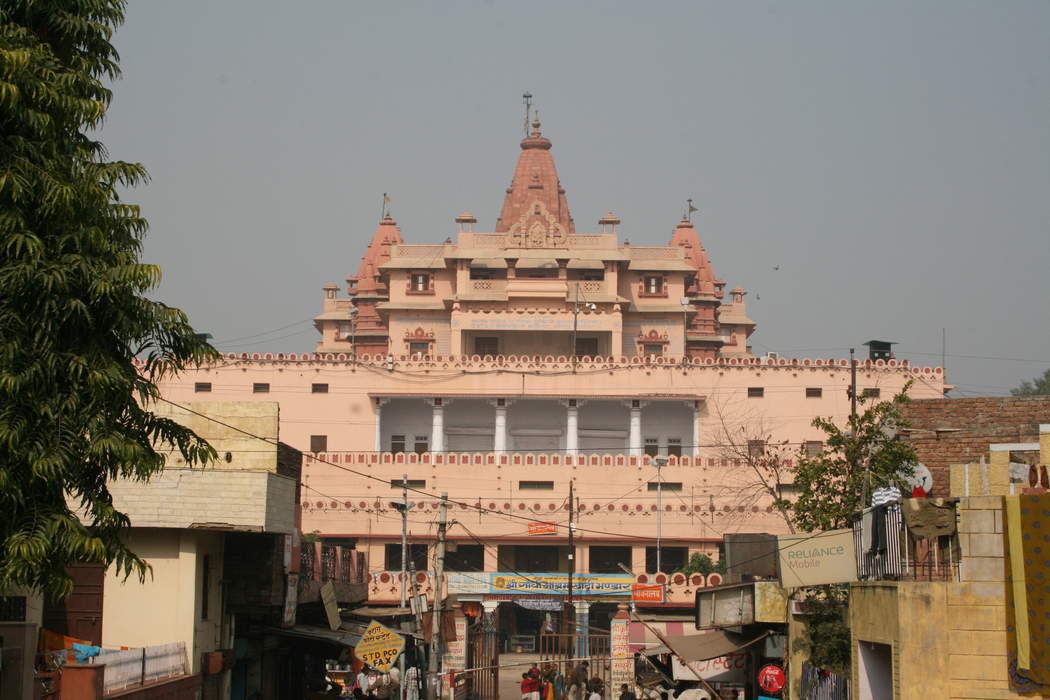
(494, 114, 575, 235)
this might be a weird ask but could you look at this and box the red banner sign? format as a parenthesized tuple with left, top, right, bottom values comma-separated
(527, 522, 557, 536)
(630, 583, 664, 603)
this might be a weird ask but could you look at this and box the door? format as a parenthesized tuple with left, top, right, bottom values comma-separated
(42, 563, 105, 644)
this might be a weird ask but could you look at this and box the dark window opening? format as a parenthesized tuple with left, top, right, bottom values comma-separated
(748, 440, 766, 458)
(385, 543, 428, 572)
(391, 435, 406, 454)
(413, 435, 429, 454)
(805, 387, 822, 398)
(575, 337, 599, 357)
(390, 479, 425, 489)
(0, 596, 27, 621)
(643, 276, 664, 294)
(589, 546, 632, 574)
(645, 546, 688, 574)
(310, 435, 328, 453)
(647, 482, 683, 492)
(508, 545, 564, 573)
(411, 273, 430, 292)
(747, 387, 764, 398)
(804, 441, 823, 458)
(474, 337, 499, 356)
(445, 544, 485, 572)
(253, 382, 270, 393)
(862, 388, 881, 399)
(194, 382, 212, 393)
(519, 481, 555, 490)
(667, 438, 683, 457)
(409, 342, 429, 355)
(643, 344, 664, 356)
(312, 383, 329, 394)
(644, 438, 659, 457)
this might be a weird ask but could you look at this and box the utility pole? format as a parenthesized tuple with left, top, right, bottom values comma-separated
(567, 479, 575, 659)
(390, 474, 417, 700)
(655, 456, 667, 573)
(427, 494, 447, 700)
(849, 347, 857, 419)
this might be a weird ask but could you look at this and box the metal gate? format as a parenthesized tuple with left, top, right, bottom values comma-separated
(538, 632, 611, 697)
(465, 616, 499, 699)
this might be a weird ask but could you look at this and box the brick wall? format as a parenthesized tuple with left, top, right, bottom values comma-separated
(904, 396, 1050, 497)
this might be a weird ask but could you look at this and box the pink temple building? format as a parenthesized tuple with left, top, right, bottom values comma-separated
(156, 119, 947, 636)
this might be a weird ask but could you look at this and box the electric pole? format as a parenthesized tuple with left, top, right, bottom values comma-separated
(567, 479, 575, 659)
(655, 456, 667, 574)
(427, 494, 448, 700)
(849, 347, 857, 419)
(390, 474, 417, 700)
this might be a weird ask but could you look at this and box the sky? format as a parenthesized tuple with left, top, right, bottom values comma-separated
(101, 1, 1050, 397)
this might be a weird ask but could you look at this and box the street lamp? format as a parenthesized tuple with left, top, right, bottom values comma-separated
(654, 456, 668, 573)
(348, 306, 359, 361)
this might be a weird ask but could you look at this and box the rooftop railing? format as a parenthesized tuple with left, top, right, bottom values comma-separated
(852, 500, 960, 582)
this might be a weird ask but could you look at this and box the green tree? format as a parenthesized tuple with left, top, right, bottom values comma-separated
(677, 552, 726, 577)
(0, 1, 216, 597)
(790, 385, 918, 533)
(1011, 368, 1050, 396)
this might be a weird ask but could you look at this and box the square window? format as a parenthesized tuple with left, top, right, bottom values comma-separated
(312, 383, 329, 394)
(804, 441, 823, 458)
(589, 545, 631, 574)
(644, 276, 664, 294)
(645, 546, 687, 574)
(667, 438, 682, 457)
(644, 438, 660, 457)
(411, 273, 430, 292)
(445, 544, 485, 572)
(310, 435, 328, 453)
(805, 387, 822, 398)
(409, 342, 429, 355)
(194, 382, 212, 393)
(253, 382, 270, 393)
(748, 440, 765, 458)
(862, 388, 881, 399)
(413, 435, 429, 454)
(575, 337, 599, 357)
(385, 543, 428, 572)
(390, 435, 406, 454)
(643, 344, 664, 357)
(747, 387, 764, 398)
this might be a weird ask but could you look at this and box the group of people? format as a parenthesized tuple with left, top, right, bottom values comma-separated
(520, 660, 615, 700)
(345, 664, 413, 699)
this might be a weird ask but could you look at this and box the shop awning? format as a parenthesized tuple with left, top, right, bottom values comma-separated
(265, 624, 364, 648)
(643, 629, 771, 662)
(469, 257, 508, 269)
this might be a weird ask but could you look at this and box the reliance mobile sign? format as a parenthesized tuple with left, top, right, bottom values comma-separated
(776, 529, 857, 587)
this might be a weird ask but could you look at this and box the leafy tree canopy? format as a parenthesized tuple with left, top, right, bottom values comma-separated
(1011, 368, 1050, 396)
(790, 385, 918, 532)
(677, 552, 726, 577)
(0, 0, 216, 597)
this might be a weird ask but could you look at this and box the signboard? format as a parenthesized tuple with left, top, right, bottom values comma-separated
(673, 652, 747, 683)
(777, 529, 857, 587)
(528, 522, 558, 536)
(610, 616, 633, 687)
(282, 573, 299, 627)
(758, 664, 785, 693)
(443, 614, 467, 673)
(446, 572, 633, 596)
(354, 620, 406, 673)
(320, 581, 340, 631)
(631, 583, 664, 603)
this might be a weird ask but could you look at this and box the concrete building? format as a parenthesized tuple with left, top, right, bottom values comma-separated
(155, 120, 947, 639)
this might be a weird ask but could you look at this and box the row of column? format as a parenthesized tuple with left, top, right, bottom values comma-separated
(375, 397, 702, 456)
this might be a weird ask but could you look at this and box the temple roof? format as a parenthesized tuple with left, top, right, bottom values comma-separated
(669, 217, 723, 296)
(350, 215, 403, 295)
(494, 120, 575, 235)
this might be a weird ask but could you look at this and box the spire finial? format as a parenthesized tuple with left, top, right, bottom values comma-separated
(532, 109, 541, 134)
(522, 92, 533, 137)
(685, 198, 698, 223)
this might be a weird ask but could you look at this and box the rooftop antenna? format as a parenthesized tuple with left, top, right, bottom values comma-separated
(522, 92, 533, 137)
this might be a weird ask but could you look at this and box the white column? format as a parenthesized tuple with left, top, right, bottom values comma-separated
(692, 400, 702, 458)
(494, 400, 508, 455)
(566, 402, 579, 455)
(629, 401, 643, 456)
(431, 398, 445, 454)
(374, 398, 387, 452)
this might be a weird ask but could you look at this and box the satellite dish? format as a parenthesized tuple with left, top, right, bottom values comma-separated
(901, 461, 933, 494)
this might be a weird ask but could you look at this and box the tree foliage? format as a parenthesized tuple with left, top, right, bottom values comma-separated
(677, 552, 726, 577)
(1011, 368, 1050, 396)
(790, 386, 918, 533)
(794, 586, 851, 676)
(0, 0, 216, 597)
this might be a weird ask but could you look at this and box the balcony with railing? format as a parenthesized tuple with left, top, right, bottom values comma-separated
(298, 541, 369, 604)
(852, 499, 960, 582)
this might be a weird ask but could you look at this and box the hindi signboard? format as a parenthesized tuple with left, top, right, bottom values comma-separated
(777, 529, 857, 587)
(354, 620, 406, 673)
(610, 616, 633, 687)
(631, 583, 664, 603)
(527, 522, 558, 536)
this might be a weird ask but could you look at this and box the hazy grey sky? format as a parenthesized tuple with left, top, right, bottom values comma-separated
(103, 1, 1050, 396)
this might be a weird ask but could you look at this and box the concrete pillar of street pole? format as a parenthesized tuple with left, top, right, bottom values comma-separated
(430, 399, 445, 454)
(493, 399, 507, 455)
(628, 403, 642, 457)
(565, 401, 579, 455)
(574, 601, 591, 659)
